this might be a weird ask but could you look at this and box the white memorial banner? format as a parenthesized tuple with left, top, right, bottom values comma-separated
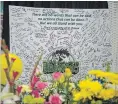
(9, 6, 112, 84)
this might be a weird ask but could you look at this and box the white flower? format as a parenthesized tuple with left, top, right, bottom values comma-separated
(1, 93, 20, 104)
(13, 95, 20, 101)
(60, 95, 65, 102)
(3, 99, 16, 104)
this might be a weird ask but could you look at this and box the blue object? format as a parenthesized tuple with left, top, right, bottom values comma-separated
(0, 1, 3, 13)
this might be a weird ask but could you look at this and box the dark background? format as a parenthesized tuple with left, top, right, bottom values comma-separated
(2, 1, 108, 48)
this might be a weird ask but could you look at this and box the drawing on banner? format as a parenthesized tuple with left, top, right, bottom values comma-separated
(9, 6, 112, 84)
(43, 48, 79, 74)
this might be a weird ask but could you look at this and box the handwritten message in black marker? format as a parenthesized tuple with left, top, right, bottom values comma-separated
(32, 13, 91, 30)
(9, 6, 112, 84)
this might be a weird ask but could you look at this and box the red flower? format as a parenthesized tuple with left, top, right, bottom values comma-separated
(31, 90, 40, 98)
(13, 71, 19, 80)
(31, 75, 39, 88)
(11, 58, 16, 62)
(16, 86, 22, 95)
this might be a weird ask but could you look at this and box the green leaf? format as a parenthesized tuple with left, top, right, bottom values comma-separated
(91, 100, 96, 104)
(96, 100, 102, 104)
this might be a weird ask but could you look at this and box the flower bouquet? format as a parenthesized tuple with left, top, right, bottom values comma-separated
(0, 39, 118, 104)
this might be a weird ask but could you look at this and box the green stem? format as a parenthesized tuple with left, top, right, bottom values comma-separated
(1, 39, 10, 71)
(66, 78, 69, 104)
(57, 82, 60, 93)
(30, 53, 43, 83)
(1, 39, 15, 93)
(9, 84, 14, 93)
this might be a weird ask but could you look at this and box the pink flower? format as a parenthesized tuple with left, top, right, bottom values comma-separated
(32, 90, 40, 98)
(49, 94, 62, 104)
(35, 81, 48, 91)
(16, 86, 22, 95)
(35, 68, 40, 75)
(13, 71, 19, 80)
(52, 72, 62, 80)
(31, 75, 39, 88)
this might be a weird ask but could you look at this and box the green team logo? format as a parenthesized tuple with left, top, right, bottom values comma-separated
(43, 49, 79, 74)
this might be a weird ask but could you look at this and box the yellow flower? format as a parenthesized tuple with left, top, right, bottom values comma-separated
(23, 95, 45, 104)
(90, 81, 103, 95)
(73, 91, 82, 101)
(88, 70, 118, 83)
(88, 70, 106, 78)
(72, 89, 79, 95)
(78, 78, 92, 89)
(107, 73, 118, 84)
(21, 85, 32, 93)
(81, 89, 93, 100)
(88, 69, 102, 75)
(64, 68, 72, 77)
(23, 95, 33, 103)
(0, 53, 23, 85)
(58, 74, 65, 83)
(73, 89, 92, 101)
(31, 97, 45, 104)
(78, 79, 102, 95)
(98, 88, 116, 100)
(42, 88, 49, 96)
(72, 89, 82, 101)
